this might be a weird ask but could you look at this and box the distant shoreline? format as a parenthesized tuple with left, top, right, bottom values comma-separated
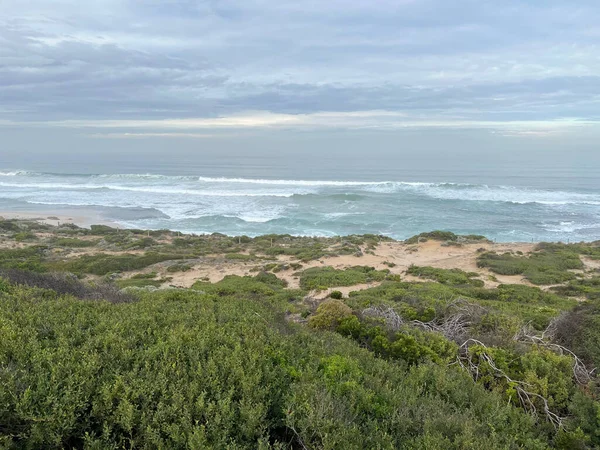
(0, 210, 585, 244)
(0, 211, 118, 229)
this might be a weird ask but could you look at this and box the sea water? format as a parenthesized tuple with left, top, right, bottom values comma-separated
(0, 149, 599, 242)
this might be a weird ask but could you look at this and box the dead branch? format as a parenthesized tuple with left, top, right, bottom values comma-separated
(515, 324, 595, 385)
(456, 339, 564, 429)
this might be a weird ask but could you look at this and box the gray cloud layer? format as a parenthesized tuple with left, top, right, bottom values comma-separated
(1, 0, 599, 131)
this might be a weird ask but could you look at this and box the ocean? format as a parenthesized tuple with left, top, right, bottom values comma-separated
(0, 149, 599, 242)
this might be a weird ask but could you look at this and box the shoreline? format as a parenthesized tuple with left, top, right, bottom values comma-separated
(0, 211, 118, 229)
(0, 209, 594, 244)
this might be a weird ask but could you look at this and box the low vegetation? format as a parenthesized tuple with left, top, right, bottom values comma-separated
(0, 279, 562, 448)
(405, 231, 488, 245)
(299, 265, 391, 290)
(407, 265, 484, 287)
(52, 252, 189, 276)
(1, 220, 599, 448)
(477, 244, 586, 285)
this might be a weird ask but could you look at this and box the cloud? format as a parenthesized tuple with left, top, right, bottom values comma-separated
(0, 0, 599, 126)
(3, 111, 596, 138)
(87, 132, 218, 138)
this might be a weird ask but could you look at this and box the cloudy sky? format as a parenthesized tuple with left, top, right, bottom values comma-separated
(1, 0, 599, 156)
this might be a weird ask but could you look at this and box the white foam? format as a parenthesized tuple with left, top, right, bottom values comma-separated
(0, 182, 295, 198)
(196, 176, 389, 187)
(542, 222, 600, 233)
(393, 183, 600, 206)
(0, 170, 37, 176)
(324, 212, 366, 218)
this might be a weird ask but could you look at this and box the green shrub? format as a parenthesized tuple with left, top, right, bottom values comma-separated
(54, 238, 98, 248)
(405, 231, 458, 244)
(14, 231, 38, 242)
(116, 278, 165, 288)
(300, 266, 389, 290)
(166, 263, 193, 273)
(225, 253, 256, 261)
(405, 231, 488, 245)
(308, 300, 353, 330)
(123, 237, 157, 250)
(0, 220, 21, 232)
(0, 269, 134, 302)
(552, 277, 600, 300)
(89, 224, 118, 234)
(54, 252, 187, 276)
(0, 246, 48, 272)
(407, 265, 484, 287)
(477, 249, 583, 285)
(330, 290, 343, 299)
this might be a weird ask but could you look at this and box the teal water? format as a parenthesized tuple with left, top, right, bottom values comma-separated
(0, 149, 599, 241)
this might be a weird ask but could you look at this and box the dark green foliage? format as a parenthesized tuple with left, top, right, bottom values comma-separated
(0, 269, 134, 302)
(0, 284, 550, 448)
(53, 237, 98, 248)
(346, 281, 575, 334)
(53, 252, 188, 276)
(122, 237, 157, 250)
(552, 277, 600, 300)
(193, 272, 287, 297)
(225, 252, 256, 261)
(552, 300, 600, 368)
(166, 263, 193, 273)
(0, 246, 48, 272)
(299, 266, 389, 290)
(116, 278, 166, 288)
(477, 248, 583, 285)
(14, 231, 38, 242)
(0, 219, 21, 232)
(405, 231, 489, 245)
(462, 344, 579, 422)
(536, 242, 600, 260)
(2, 223, 600, 448)
(308, 300, 353, 330)
(336, 315, 458, 366)
(89, 224, 118, 234)
(405, 230, 459, 244)
(329, 290, 343, 299)
(407, 265, 484, 287)
(460, 284, 575, 307)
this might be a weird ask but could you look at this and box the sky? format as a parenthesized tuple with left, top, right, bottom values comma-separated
(1, 0, 599, 163)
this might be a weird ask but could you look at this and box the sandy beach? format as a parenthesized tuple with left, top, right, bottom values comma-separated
(0, 210, 117, 229)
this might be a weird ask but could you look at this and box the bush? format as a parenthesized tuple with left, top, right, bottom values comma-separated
(477, 249, 583, 285)
(0, 246, 48, 272)
(54, 252, 188, 276)
(0, 286, 552, 448)
(330, 290, 343, 299)
(14, 231, 37, 242)
(166, 263, 193, 273)
(0, 269, 134, 303)
(407, 265, 484, 287)
(552, 277, 600, 300)
(89, 224, 118, 234)
(308, 300, 353, 330)
(0, 219, 21, 232)
(54, 238, 97, 248)
(300, 266, 389, 290)
(225, 253, 256, 261)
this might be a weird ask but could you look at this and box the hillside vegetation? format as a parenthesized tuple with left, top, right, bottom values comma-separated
(1, 219, 600, 448)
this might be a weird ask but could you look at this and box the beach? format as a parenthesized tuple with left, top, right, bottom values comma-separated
(0, 210, 117, 228)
